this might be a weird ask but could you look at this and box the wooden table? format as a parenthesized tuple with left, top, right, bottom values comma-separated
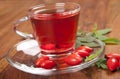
(0, 0, 120, 79)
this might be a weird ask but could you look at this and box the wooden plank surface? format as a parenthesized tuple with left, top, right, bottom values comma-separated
(0, 0, 120, 79)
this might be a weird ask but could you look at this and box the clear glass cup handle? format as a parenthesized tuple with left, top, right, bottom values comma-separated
(14, 16, 33, 39)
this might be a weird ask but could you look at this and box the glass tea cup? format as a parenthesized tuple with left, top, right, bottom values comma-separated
(14, 2, 80, 55)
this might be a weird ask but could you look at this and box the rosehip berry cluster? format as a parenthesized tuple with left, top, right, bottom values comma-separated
(105, 53, 120, 71)
(35, 46, 93, 69)
(35, 55, 56, 69)
(64, 46, 93, 66)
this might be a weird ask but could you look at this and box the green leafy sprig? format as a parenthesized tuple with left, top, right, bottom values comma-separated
(76, 23, 120, 48)
(95, 58, 107, 69)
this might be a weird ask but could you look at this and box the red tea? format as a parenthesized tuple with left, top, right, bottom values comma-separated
(30, 9, 79, 54)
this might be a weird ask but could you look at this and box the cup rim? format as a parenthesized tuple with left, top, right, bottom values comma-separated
(28, 2, 80, 16)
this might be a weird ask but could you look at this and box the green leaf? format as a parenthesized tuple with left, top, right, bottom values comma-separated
(85, 49, 102, 62)
(95, 58, 107, 69)
(93, 25, 111, 41)
(81, 42, 100, 47)
(97, 35, 108, 41)
(100, 64, 107, 69)
(94, 31, 108, 41)
(103, 38, 120, 44)
(77, 32, 83, 36)
(86, 32, 93, 37)
(96, 58, 106, 65)
(96, 28, 112, 35)
(76, 33, 95, 42)
(85, 36, 95, 43)
(77, 37, 88, 42)
(75, 39, 82, 48)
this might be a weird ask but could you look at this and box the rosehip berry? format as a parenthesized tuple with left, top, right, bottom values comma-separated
(41, 60, 56, 69)
(107, 57, 119, 71)
(41, 43, 56, 50)
(35, 55, 49, 67)
(74, 50, 90, 58)
(77, 46, 93, 53)
(105, 53, 120, 60)
(64, 54, 83, 66)
(118, 60, 120, 67)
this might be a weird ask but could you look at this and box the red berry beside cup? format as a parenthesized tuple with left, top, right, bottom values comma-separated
(64, 53, 83, 66)
(74, 50, 90, 58)
(76, 46, 93, 53)
(73, 46, 92, 58)
(107, 57, 119, 71)
(35, 55, 56, 69)
(105, 53, 120, 60)
(41, 60, 56, 69)
(35, 55, 49, 67)
(105, 53, 120, 71)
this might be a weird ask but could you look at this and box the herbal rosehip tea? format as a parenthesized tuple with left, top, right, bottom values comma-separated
(29, 3, 80, 54)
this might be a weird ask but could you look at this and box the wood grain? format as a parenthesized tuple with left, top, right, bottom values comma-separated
(0, 0, 120, 79)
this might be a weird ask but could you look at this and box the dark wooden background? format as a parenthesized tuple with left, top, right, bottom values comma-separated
(0, 0, 120, 79)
